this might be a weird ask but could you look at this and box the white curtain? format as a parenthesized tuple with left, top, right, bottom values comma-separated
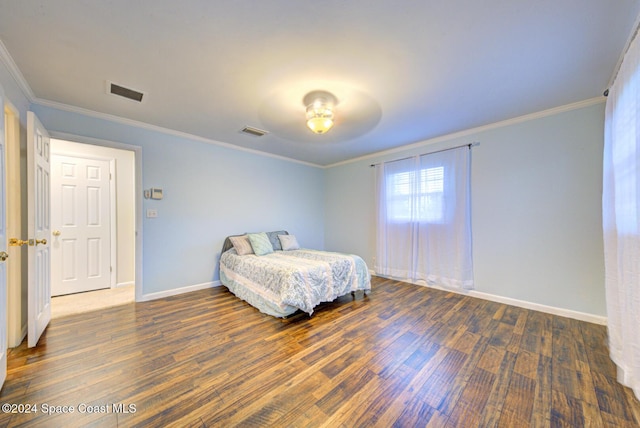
(603, 29, 640, 401)
(375, 146, 473, 289)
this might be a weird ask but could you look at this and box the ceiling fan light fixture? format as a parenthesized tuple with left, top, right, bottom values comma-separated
(304, 91, 337, 134)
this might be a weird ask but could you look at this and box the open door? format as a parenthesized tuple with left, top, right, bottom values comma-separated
(26, 111, 51, 348)
(0, 85, 8, 388)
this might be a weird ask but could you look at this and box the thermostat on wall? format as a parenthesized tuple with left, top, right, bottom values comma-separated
(144, 187, 164, 200)
(150, 188, 163, 200)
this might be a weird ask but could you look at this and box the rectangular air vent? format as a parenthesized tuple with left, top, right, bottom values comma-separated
(241, 126, 269, 137)
(107, 81, 144, 102)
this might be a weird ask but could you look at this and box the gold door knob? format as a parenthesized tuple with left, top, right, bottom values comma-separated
(9, 238, 29, 246)
(52, 230, 61, 236)
(35, 238, 47, 246)
(0, 251, 8, 261)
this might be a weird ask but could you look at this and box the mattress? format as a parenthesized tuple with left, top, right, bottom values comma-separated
(219, 248, 371, 317)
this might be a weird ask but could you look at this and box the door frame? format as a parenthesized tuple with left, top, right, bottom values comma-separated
(50, 150, 117, 292)
(4, 100, 22, 347)
(1, 82, 7, 388)
(49, 131, 143, 302)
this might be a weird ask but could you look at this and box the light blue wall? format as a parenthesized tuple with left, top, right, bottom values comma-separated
(31, 105, 325, 295)
(324, 102, 606, 316)
(0, 57, 608, 315)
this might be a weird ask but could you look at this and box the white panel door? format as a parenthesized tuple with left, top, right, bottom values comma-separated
(0, 85, 8, 388)
(51, 155, 111, 296)
(27, 111, 51, 348)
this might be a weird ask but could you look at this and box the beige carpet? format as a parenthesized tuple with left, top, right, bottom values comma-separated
(51, 285, 135, 318)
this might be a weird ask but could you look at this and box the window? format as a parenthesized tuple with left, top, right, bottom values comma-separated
(375, 146, 473, 289)
(387, 166, 445, 223)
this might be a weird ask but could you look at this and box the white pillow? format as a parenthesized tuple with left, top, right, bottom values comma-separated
(229, 235, 254, 255)
(278, 234, 300, 251)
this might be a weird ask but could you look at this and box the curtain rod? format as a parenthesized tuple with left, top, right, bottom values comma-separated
(369, 141, 480, 167)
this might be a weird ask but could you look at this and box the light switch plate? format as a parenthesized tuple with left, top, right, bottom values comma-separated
(146, 209, 158, 218)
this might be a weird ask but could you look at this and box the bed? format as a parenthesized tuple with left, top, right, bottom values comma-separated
(219, 230, 371, 317)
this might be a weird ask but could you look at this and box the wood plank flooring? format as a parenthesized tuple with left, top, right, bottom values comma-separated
(1, 276, 639, 427)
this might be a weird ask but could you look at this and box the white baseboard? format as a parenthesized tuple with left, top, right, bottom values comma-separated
(20, 324, 27, 346)
(373, 275, 607, 326)
(114, 281, 135, 288)
(138, 275, 607, 325)
(140, 280, 221, 302)
(467, 289, 607, 325)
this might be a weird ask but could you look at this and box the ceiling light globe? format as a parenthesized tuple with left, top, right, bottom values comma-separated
(305, 97, 334, 134)
(307, 116, 334, 134)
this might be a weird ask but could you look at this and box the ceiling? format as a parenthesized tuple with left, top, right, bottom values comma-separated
(1, 1, 639, 166)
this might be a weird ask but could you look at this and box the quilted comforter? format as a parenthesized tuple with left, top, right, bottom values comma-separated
(219, 248, 371, 316)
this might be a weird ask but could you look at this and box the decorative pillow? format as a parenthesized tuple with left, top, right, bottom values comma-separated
(229, 235, 254, 255)
(248, 232, 274, 256)
(279, 234, 300, 251)
(267, 230, 288, 251)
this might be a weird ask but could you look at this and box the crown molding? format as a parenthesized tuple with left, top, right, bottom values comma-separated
(0, 39, 35, 101)
(325, 96, 606, 169)
(1, 37, 604, 170)
(34, 95, 607, 171)
(1, 39, 321, 168)
(607, 9, 640, 90)
(32, 98, 323, 169)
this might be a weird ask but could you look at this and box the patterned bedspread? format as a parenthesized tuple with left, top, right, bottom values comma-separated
(219, 249, 371, 316)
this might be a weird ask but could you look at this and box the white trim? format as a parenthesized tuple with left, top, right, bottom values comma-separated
(0, 40, 606, 170)
(0, 38, 319, 168)
(37, 95, 604, 171)
(19, 324, 27, 345)
(4, 100, 23, 348)
(134, 144, 143, 303)
(47, 131, 144, 303)
(607, 10, 640, 90)
(326, 97, 606, 168)
(375, 275, 607, 326)
(140, 280, 221, 302)
(33, 96, 605, 171)
(0, 39, 608, 170)
(115, 281, 135, 288)
(466, 289, 607, 326)
(3, 98, 19, 119)
(109, 159, 117, 289)
(33, 98, 323, 169)
(0, 82, 5, 388)
(0, 40, 35, 101)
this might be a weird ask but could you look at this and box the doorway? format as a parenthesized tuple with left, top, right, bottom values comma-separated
(49, 138, 136, 317)
(5, 128, 142, 343)
(0, 108, 144, 347)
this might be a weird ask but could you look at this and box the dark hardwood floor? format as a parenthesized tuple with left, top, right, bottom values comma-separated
(1, 276, 639, 427)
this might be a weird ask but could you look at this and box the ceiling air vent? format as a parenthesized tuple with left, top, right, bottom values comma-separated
(241, 126, 269, 137)
(107, 81, 144, 102)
